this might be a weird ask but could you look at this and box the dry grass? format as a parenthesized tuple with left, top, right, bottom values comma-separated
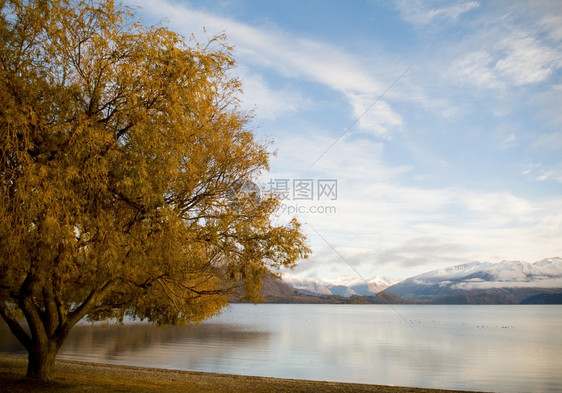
(1, 354, 488, 393)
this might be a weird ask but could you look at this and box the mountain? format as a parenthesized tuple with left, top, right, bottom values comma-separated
(520, 292, 562, 304)
(234, 258, 562, 305)
(231, 274, 408, 304)
(283, 275, 395, 298)
(282, 277, 333, 296)
(386, 258, 562, 304)
(231, 273, 327, 303)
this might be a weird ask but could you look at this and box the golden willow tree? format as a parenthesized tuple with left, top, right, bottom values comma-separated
(0, 0, 309, 381)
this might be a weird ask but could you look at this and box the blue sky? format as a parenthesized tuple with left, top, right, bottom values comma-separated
(128, 0, 562, 281)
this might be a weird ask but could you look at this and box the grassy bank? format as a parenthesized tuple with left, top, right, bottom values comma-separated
(1, 354, 487, 393)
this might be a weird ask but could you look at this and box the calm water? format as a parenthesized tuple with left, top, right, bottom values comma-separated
(1, 304, 561, 392)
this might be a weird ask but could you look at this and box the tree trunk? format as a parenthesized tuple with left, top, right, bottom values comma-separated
(26, 339, 59, 381)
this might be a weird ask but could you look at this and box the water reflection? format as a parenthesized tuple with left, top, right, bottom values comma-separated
(1, 304, 561, 393)
(0, 319, 270, 370)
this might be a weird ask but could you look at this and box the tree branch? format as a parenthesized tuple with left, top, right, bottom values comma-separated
(0, 303, 32, 351)
(42, 284, 60, 338)
(18, 270, 48, 347)
(67, 281, 114, 328)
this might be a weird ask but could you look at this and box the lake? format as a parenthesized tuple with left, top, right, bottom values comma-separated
(1, 304, 561, 392)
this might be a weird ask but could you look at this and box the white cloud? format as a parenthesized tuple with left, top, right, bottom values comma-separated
(375, 237, 468, 268)
(396, 0, 479, 25)
(521, 159, 562, 184)
(497, 133, 516, 150)
(537, 162, 562, 183)
(521, 161, 542, 176)
(452, 51, 501, 88)
(264, 128, 370, 176)
(346, 92, 403, 138)
(309, 178, 560, 278)
(494, 36, 562, 86)
(461, 192, 538, 224)
(236, 67, 308, 120)
(130, 0, 403, 137)
(299, 186, 562, 279)
(451, 24, 562, 89)
(270, 132, 562, 279)
(533, 132, 562, 152)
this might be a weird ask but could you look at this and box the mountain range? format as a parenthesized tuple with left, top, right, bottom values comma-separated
(385, 257, 562, 304)
(244, 273, 407, 304)
(276, 258, 562, 304)
(283, 275, 395, 297)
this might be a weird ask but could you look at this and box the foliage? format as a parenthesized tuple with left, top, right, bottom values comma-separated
(0, 0, 309, 380)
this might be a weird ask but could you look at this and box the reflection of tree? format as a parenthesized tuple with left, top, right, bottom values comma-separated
(0, 324, 27, 354)
(55, 322, 270, 365)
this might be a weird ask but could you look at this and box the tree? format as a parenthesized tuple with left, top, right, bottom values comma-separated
(0, 0, 309, 381)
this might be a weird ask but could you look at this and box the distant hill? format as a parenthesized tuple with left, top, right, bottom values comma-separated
(232, 274, 412, 304)
(520, 293, 562, 304)
(386, 258, 562, 304)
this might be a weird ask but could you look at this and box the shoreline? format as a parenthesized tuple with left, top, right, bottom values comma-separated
(1, 353, 490, 393)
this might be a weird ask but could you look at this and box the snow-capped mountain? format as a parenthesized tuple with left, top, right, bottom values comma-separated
(386, 258, 562, 303)
(402, 258, 562, 289)
(283, 277, 333, 296)
(281, 259, 562, 303)
(283, 275, 395, 298)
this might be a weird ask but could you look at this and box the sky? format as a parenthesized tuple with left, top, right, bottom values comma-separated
(126, 0, 562, 282)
